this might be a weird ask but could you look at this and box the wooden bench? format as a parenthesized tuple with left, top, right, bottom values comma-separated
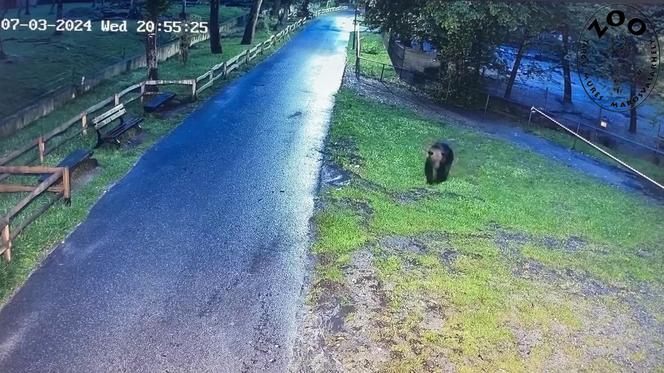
(93, 103, 143, 147)
(37, 149, 94, 183)
(143, 92, 176, 113)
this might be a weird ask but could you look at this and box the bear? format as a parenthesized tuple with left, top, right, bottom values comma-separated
(425, 142, 454, 184)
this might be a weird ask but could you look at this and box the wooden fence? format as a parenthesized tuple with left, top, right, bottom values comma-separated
(0, 7, 348, 261)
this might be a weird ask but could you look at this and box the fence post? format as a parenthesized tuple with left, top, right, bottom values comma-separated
(528, 108, 534, 127)
(572, 122, 581, 149)
(222, 61, 228, 79)
(37, 136, 45, 164)
(209, 70, 213, 84)
(380, 64, 385, 81)
(2, 224, 11, 262)
(62, 167, 71, 203)
(192, 80, 197, 100)
(140, 82, 146, 103)
(114, 93, 120, 105)
(81, 113, 88, 134)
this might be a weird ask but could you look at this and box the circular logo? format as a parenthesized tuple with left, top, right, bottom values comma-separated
(577, 5, 660, 112)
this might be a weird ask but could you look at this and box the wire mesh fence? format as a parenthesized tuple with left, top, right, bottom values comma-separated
(351, 54, 664, 168)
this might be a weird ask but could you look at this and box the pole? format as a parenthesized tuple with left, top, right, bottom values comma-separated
(483, 94, 490, 118)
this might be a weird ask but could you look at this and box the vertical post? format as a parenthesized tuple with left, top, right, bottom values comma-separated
(572, 121, 581, 149)
(192, 80, 197, 100)
(140, 82, 146, 103)
(37, 136, 45, 164)
(62, 168, 71, 203)
(222, 61, 228, 79)
(1, 224, 10, 262)
(528, 108, 534, 127)
(484, 94, 490, 118)
(114, 93, 120, 105)
(380, 64, 385, 81)
(209, 70, 214, 84)
(81, 113, 88, 134)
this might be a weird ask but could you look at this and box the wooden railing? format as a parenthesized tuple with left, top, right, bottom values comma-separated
(0, 166, 71, 261)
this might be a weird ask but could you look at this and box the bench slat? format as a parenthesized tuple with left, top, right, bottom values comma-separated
(94, 108, 127, 130)
(92, 104, 124, 125)
(144, 92, 176, 113)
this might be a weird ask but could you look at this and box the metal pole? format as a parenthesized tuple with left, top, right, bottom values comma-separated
(531, 107, 664, 191)
(572, 122, 581, 149)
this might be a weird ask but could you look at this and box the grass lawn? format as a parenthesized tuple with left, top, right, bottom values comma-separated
(0, 3, 247, 118)
(297, 88, 664, 371)
(0, 17, 298, 303)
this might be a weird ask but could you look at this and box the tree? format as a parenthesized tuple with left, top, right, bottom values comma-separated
(298, 0, 309, 18)
(0, 0, 7, 60)
(54, 0, 63, 35)
(241, 0, 264, 45)
(180, 0, 187, 19)
(144, 0, 169, 81)
(272, 0, 281, 18)
(25, 0, 30, 15)
(278, 0, 291, 27)
(560, 22, 572, 104)
(209, 0, 222, 53)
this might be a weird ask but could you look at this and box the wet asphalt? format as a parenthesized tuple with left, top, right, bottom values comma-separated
(0, 12, 353, 372)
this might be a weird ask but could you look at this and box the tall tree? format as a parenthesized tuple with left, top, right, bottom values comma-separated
(54, 0, 63, 35)
(209, 0, 222, 53)
(241, 0, 264, 45)
(272, 0, 281, 18)
(0, 0, 7, 60)
(278, 0, 291, 27)
(298, 0, 309, 18)
(560, 22, 573, 104)
(144, 0, 169, 81)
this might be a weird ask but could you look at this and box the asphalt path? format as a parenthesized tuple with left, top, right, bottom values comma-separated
(0, 12, 353, 372)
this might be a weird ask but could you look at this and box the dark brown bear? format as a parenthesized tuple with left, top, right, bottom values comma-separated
(424, 142, 454, 184)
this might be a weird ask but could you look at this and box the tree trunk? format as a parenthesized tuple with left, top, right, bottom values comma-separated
(504, 35, 527, 99)
(209, 0, 222, 53)
(25, 0, 30, 15)
(271, 0, 281, 18)
(278, 0, 290, 27)
(145, 31, 159, 82)
(0, 2, 6, 60)
(241, 0, 263, 45)
(54, 0, 63, 35)
(299, 0, 309, 18)
(561, 24, 572, 104)
(629, 79, 637, 133)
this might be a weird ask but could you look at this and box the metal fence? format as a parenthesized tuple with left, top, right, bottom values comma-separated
(352, 55, 664, 167)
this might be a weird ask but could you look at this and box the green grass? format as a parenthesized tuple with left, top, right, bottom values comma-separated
(0, 3, 246, 117)
(309, 88, 664, 370)
(0, 17, 298, 303)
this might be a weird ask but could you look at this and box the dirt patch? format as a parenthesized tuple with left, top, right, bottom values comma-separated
(290, 250, 391, 372)
(293, 229, 664, 371)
